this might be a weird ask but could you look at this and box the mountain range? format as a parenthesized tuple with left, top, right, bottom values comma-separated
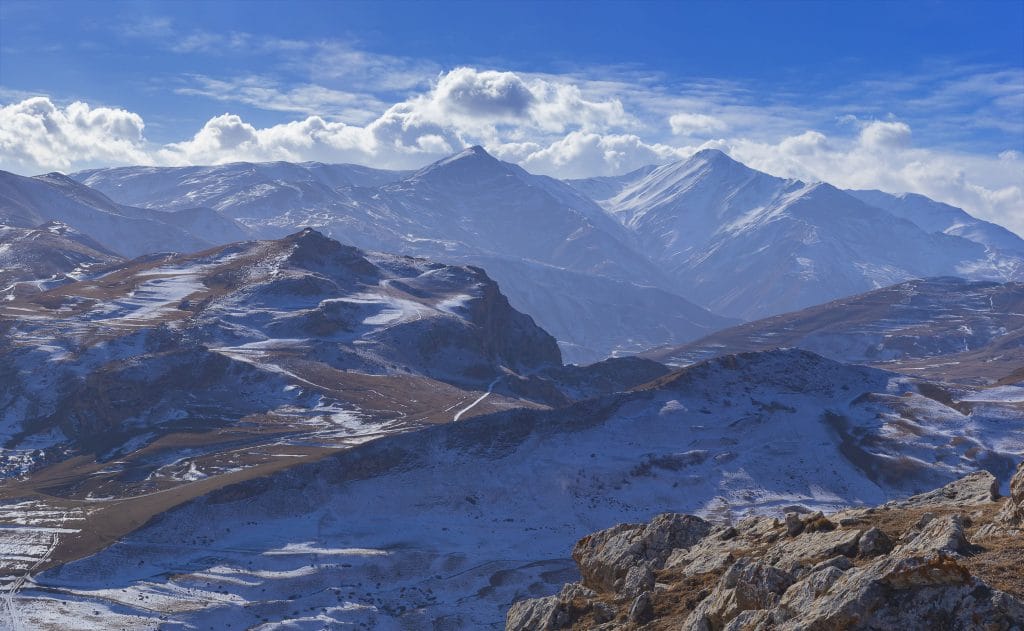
(1, 146, 1023, 630)
(62, 146, 1024, 360)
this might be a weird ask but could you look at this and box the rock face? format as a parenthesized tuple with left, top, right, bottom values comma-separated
(506, 468, 1024, 630)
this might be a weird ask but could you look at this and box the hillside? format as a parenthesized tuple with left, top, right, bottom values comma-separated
(647, 277, 1024, 385)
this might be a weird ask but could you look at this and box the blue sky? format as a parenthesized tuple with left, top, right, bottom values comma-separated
(1, 0, 1022, 231)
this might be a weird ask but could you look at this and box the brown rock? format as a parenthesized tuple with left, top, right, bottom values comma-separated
(784, 512, 803, 537)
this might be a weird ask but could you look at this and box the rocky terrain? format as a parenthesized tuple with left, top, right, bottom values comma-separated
(5, 348, 1022, 629)
(507, 462, 1024, 630)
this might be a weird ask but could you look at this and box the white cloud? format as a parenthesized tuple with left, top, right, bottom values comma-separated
(1, 69, 1021, 237)
(518, 131, 685, 179)
(857, 120, 912, 149)
(0, 97, 151, 173)
(669, 112, 728, 136)
(393, 67, 631, 137)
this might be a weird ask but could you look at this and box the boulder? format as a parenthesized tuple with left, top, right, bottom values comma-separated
(858, 527, 893, 557)
(621, 563, 654, 598)
(776, 565, 846, 618)
(505, 583, 608, 631)
(572, 513, 711, 592)
(682, 559, 794, 629)
(901, 515, 974, 556)
(627, 591, 654, 624)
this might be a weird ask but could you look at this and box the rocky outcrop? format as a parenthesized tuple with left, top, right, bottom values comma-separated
(572, 513, 712, 593)
(890, 470, 1000, 509)
(506, 468, 1024, 630)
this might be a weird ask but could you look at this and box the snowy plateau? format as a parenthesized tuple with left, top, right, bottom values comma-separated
(0, 146, 1022, 630)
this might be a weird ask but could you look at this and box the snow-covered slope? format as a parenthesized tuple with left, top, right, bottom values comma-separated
(647, 276, 1024, 384)
(0, 222, 122, 299)
(73, 149, 728, 363)
(564, 164, 659, 202)
(18, 349, 1023, 629)
(848, 188, 1024, 255)
(597, 149, 1024, 319)
(0, 170, 249, 257)
(74, 160, 409, 219)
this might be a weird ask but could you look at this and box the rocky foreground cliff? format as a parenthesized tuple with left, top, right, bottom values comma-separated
(508, 462, 1024, 630)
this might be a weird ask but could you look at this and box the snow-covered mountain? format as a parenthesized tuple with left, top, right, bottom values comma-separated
(75, 147, 1024, 348)
(647, 276, 1024, 385)
(16, 349, 1023, 629)
(0, 227, 691, 630)
(0, 170, 250, 257)
(582, 149, 1024, 319)
(73, 148, 731, 363)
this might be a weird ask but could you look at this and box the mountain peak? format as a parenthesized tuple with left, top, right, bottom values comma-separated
(445, 144, 500, 165)
(408, 144, 513, 182)
(691, 147, 731, 161)
(686, 147, 749, 171)
(463, 144, 490, 156)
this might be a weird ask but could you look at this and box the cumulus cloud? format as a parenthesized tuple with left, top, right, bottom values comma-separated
(518, 131, 685, 178)
(858, 120, 912, 149)
(396, 67, 632, 137)
(432, 69, 535, 118)
(0, 97, 151, 173)
(157, 109, 461, 169)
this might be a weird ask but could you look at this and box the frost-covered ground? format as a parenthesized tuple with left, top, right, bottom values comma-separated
(9, 350, 1022, 630)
